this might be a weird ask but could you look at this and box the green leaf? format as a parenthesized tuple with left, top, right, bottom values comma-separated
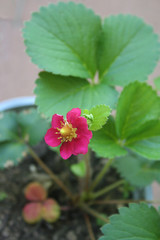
(0, 112, 18, 142)
(128, 136, 160, 160)
(96, 214, 108, 227)
(126, 120, 160, 144)
(98, 14, 160, 86)
(100, 203, 160, 240)
(18, 109, 49, 145)
(35, 72, 118, 117)
(0, 192, 8, 201)
(23, 2, 101, 79)
(90, 117, 127, 158)
(114, 153, 160, 187)
(0, 109, 49, 169)
(154, 76, 160, 90)
(83, 105, 111, 131)
(0, 142, 27, 168)
(116, 82, 160, 138)
(70, 160, 86, 177)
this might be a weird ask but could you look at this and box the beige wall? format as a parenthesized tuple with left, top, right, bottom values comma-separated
(0, 0, 160, 101)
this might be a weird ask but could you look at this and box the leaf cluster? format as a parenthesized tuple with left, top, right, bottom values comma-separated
(0, 109, 49, 169)
(22, 3, 160, 239)
(23, 2, 160, 117)
(90, 82, 160, 186)
(100, 203, 160, 240)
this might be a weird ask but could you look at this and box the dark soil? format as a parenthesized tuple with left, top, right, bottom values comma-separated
(0, 142, 127, 240)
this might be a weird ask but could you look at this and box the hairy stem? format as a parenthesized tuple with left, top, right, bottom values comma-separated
(94, 199, 160, 205)
(84, 148, 92, 191)
(90, 158, 114, 191)
(84, 214, 96, 240)
(81, 203, 109, 223)
(28, 145, 74, 200)
(92, 179, 125, 199)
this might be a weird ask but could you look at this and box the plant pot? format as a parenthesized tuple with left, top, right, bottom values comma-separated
(0, 97, 153, 240)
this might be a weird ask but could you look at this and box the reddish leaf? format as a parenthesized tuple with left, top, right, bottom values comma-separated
(24, 182, 47, 201)
(23, 202, 42, 224)
(42, 199, 61, 223)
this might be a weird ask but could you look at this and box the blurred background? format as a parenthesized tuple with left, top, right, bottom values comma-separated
(0, 0, 160, 201)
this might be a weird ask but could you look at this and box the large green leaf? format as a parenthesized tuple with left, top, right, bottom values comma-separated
(128, 136, 160, 160)
(35, 72, 118, 118)
(23, 2, 101, 79)
(114, 154, 160, 187)
(98, 15, 160, 86)
(18, 109, 49, 145)
(154, 76, 160, 91)
(0, 112, 18, 142)
(100, 203, 160, 240)
(90, 117, 127, 158)
(126, 120, 160, 144)
(0, 109, 49, 169)
(116, 82, 160, 138)
(0, 142, 27, 168)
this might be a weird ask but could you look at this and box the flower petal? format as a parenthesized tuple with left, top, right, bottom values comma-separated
(66, 108, 81, 125)
(75, 117, 92, 139)
(51, 114, 64, 129)
(72, 137, 89, 155)
(44, 128, 61, 147)
(60, 141, 74, 159)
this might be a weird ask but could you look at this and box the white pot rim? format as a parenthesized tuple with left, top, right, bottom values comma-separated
(0, 96, 35, 112)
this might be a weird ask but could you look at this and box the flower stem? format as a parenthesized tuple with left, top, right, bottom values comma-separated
(93, 199, 160, 205)
(84, 214, 96, 240)
(92, 179, 125, 199)
(80, 203, 109, 223)
(90, 158, 114, 191)
(84, 148, 91, 191)
(27, 145, 74, 201)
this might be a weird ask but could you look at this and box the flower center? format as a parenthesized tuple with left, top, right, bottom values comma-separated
(57, 121, 77, 142)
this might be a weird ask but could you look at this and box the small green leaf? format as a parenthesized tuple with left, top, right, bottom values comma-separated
(0, 142, 28, 169)
(23, 2, 101, 79)
(98, 14, 160, 86)
(83, 105, 111, 131)
(35, 72, 118, 117)
(116, 82, 160, 138)
(82, 111, 94, 128)
(100, 203, 160, 240)
(0, 192, 8, 201)
(114, 153, 160, 187)
(70, 160, 86, 177)
(90, 117, 127, 158)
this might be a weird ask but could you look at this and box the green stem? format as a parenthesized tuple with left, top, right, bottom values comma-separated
(27, 145, 74, 201)
(90, 158, 114, 191)
(93, 199, 160, 205)
(84, 214, 96, 240)
(81, 203, 109, 223)
(84, 148, 91, 191)
(92, 179, 125, 199)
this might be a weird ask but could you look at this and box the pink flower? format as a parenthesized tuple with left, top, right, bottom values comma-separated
(44, 108, 92, 159)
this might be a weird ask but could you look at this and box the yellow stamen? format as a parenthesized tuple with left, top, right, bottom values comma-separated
(57, 121, 77, 143)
